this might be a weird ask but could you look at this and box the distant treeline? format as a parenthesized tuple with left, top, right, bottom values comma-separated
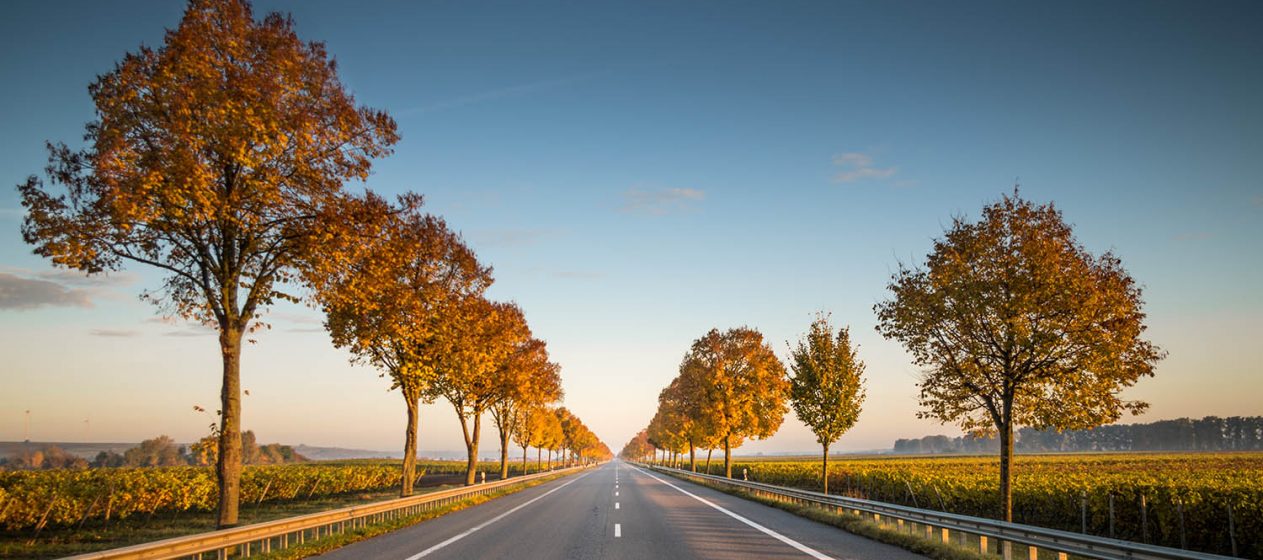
(893, 416, 1263, 454)
(0, 431, 306, 470)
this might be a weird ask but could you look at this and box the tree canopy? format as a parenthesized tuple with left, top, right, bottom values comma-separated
(17, 0, 396, 527)
(875, 190, 1164, 521)
(307, 191, 490, 495)
(678, 327, 789, 478)
(788, 313, 866, 494)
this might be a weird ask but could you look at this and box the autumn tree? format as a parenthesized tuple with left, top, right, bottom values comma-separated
(490, 337, 563, 479)
(16, 0, 396, 527)
(306, 192, 490, 496)
(428, 298, 530, 485)
(539, 411, 564, 469)
(788, 314, 866, 495)
(619, 430, 653, 462)
(556, 408, 602, 465)
(647, 407, 685, 468)
(661, 369, 723, 472)
(680, 328, 790, 478)
(875, 190, 1164, 522)
(511, 404, 547, 474)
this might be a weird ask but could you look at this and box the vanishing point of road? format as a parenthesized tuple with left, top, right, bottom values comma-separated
(316, 461, 924, 560)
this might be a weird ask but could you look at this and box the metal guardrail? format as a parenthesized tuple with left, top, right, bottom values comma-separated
(63, 464, 596, 560)
(643, 464, 1239, 560)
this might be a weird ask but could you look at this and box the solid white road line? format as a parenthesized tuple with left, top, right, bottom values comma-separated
(402, 473, 589, 559)
(615, 523, 622, 537)
(631, 467, 835, 560)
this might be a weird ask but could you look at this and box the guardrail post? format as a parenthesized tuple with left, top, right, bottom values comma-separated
(979, 535, 988, 554)
(941, 527, 950, 544)
(1108, 494, 1115, 538)
(1026, 544, 1036, 560)
(1228, 503, 1238, 557)
(1057, 552, 1068, 560)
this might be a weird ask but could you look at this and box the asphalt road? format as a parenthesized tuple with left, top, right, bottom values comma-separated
(316, 460, 925, 560)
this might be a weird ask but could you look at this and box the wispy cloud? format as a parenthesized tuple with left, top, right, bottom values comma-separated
(832, 152, 897, 183)
(399, 73, 596, 117)
(0, 272, 94, 310)
(33, 268, 138, 288)
(552, 270, 605, 280)
(621, 187, 705, 215)
(264, 311, 322, 326)
(146, 316, 219, 337)
(164, 328, 215, 337)
(1252, 194, 1263, 207)
(90, 328, 140, 337)
(1173, 231, 1214, 242)
(286, 327, 327, 334)
(470, 228, 557, 249)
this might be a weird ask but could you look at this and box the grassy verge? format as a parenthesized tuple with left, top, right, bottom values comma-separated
(255, 472, 571, 559)
(662, 471, 992, 560)
(0, 471, 571, 560)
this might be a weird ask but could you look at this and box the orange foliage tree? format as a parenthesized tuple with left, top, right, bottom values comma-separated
(875, 191, 1164, 522)
(492, 337, 563, 478)
(306, 192, 490, 496)
(428, 299, 531, 485)
(16, 0, 396, 527)
(680, 328, 790, 478)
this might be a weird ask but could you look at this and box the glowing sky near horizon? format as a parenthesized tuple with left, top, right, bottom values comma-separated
(1, 0, 1260, 455)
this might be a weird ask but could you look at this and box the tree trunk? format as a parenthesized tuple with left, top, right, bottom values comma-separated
(547, 448, 552, 469)
(705, 449, 712, 475)
(499, 423, 511, 480)
(463, 412, 481, 486)
(999, 419, 1014, 522)
(822, 442, 830, 495)
(215, 327, 244, 528)
(689, 444, 696, 472)
(723, 435, 732, 478)
(401, 393, 420, 497)
(522, 444, 529, 475)
(537, 446, 542, 471)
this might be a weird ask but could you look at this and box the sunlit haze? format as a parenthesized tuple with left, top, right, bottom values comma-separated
(1, 0, 1260, 457)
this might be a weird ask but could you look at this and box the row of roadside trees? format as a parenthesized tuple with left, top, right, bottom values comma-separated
(16, 0, 607, 528)
(622, 190, 1164, 523)
(620, 316, 866, 496)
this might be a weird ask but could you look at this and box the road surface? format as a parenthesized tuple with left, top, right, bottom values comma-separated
(316, 460, 925, 560)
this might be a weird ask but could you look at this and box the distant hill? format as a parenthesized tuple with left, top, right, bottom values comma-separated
(0, 441, 136, 460)
(292, 444, 400, 461)
(291, 445, 476, 461)
(3, 442, 516, 463)
(893, 415, 1263, 454)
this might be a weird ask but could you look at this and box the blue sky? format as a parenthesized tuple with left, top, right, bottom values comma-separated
(1, 1, 1260, 455)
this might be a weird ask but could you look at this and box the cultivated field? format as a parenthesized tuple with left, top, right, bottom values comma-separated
(695, 452, 1260, 558)
(0, 459, 556, 532)
(0, 459, 559, 559)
